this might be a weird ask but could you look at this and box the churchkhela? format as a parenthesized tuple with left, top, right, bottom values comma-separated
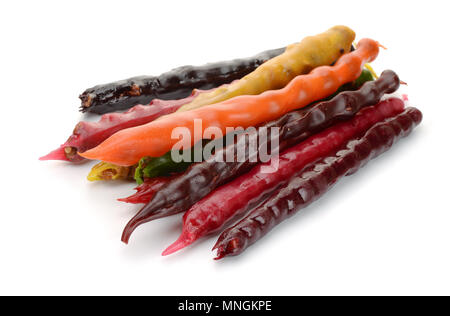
(161, 98, 406, 255)
(79, 37, 379, 165)
(120, 71, 400, 241)
(214, 108, 422, 259)
(40, 26, 422, 260)
(79, 47, 285, 114)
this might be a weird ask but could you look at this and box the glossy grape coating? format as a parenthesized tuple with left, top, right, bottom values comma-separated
(214, 107, 423, 259)
(121, 71, 400, 243)
(177, 26, 355, 112)
(80, 38, 378, 165)
(132, 69, 374, 184)
(161, 98, 405, 255)
(124, 70, 392, 204)
(79, 47, 285, 114)
(40, 89, 209, 163)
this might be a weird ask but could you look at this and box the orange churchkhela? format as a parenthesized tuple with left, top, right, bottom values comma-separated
(80, 38, 381, 166)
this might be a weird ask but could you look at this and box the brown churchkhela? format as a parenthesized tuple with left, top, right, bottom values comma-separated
(79, 47, 285, 114)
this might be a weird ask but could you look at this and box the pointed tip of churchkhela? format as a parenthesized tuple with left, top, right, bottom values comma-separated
(162, 230, 198, 256)
(121, 212, 147, 244)
(213, 247, 226, 260)
(213, 237, 241, 260)
(121, 205, 167, 244)
(40, 143, 86, 163)
(39, 146, 70, 161)
(378, 42, 387, 50)
(161, 238, 188, 256)
(121, 219, 138, 244)
(117, 191, 149, 204)
(77, 148, 96, 160)
(211, 237, 224, 251)
(117, 190, 152, 204)
(117, 197, 131, 203)
(117, 178, 170, 204)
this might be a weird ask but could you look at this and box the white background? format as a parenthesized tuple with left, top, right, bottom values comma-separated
(1, 0, 449, 295)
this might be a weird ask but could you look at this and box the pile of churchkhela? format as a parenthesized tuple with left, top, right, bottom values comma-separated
(41, 26, 422, 259)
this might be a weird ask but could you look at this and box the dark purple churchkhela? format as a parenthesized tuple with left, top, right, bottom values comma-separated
(79, 47, 285, 114)
(214, 107, 423, 259)
(121, 70, 400, 242)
